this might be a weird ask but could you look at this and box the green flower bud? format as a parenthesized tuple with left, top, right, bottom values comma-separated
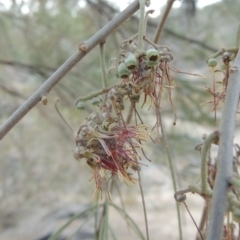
(207, 58, 217, 67)
(146, 48, 159, 63)
(125, 53, 137, 70)
(76, 101, 85, 110)
(118, 62, 130, 79)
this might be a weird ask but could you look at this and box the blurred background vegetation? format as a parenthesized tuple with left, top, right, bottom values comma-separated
(0, 0, 240, 239)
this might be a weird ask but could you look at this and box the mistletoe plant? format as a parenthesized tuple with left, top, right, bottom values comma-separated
(1, 1, 240, 240)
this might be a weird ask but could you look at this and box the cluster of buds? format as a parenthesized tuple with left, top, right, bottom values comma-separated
(109, 43, 174, 82)
(108, 42, 176, 136)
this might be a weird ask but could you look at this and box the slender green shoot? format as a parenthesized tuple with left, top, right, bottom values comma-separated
(137, 169, 149, 240)
(109, 224, 118, 240)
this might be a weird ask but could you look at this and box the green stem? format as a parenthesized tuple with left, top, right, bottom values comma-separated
(94, 194, 100, 240)
(104, 199, 109, 240)
(137, 0, 145, 50)
(188, 184, 212, 197)
(137, 169, 149, 240)
(74, 85, 116, 105)
(108, 224, 118, 240)
(143, 10, 154, 34)
(206, 48, 238, 62)
(100, 42, 108, 106)
(100, 42, 108, 89)
(98, 204, 105, 240)
(54, 98, 74, 132)
(201, 131, 219, 194)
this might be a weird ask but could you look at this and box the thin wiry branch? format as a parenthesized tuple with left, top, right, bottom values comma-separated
(0, 59, 83, 78)
(0, 59, 51, 78)
(164, 28, 218, 52)
(0, 59, 56, 72)
(0, 0, 140, 140)
(153, 0, 176, 44)
(0, 82, 25, 99)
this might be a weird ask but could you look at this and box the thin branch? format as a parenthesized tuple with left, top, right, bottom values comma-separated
(207, 44, 240, 240)
(0, 82, 25, 99)
(0, 59, 50, 78)
(183, 202, 204, 240)
(164, 28, 218, 52)
(54, 98, 74, 133)
(74, 84, 116, 106)
(137, 169, 150, 240)
(196, 204, 208, 240)
(0, 59, 86, 78)
(153, 0, 176, 43)
(0, 0, 140, 140)
(0, 59, 56, 72)
(99, 42, 108, 89)
(86, 0, 127, 39)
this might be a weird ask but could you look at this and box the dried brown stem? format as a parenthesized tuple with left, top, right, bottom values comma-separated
(153, 0, 176, 43)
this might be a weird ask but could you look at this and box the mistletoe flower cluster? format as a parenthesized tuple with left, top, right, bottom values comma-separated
(74, 109, 149, 194)
(74, 40, 179, 193)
